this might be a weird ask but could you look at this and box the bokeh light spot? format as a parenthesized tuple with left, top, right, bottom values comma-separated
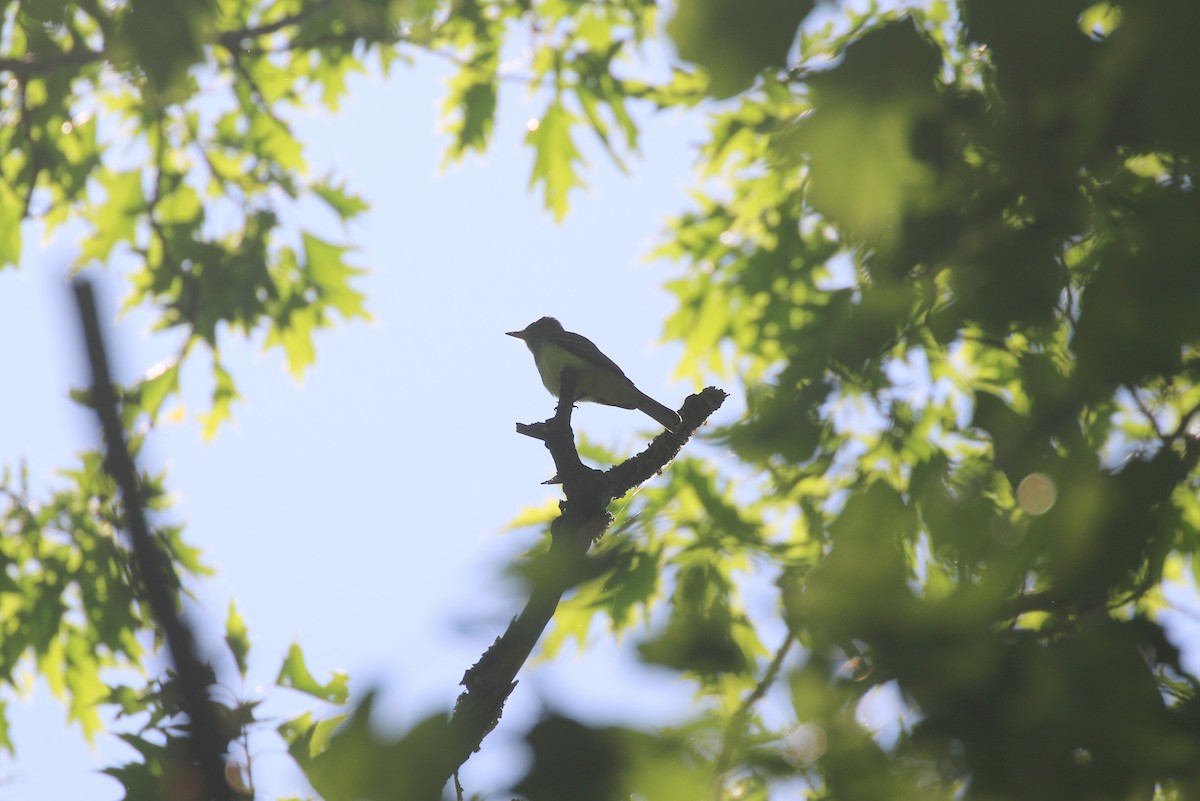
(783, 723, 828, 765)
(1017, 472, 1057, 515)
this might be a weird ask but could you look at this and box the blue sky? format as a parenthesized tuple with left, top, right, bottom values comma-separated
(0, 49, 737, 799)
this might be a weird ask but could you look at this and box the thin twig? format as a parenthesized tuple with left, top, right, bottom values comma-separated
(1126, 385, 1165, 443)
(712, 632, 797, 799)
(215, 0, 338, 50)
(0, 0, 337, 78)
(1170, 399, 1200, 444)
(226, 50, 291, 132)
(0, 48, 105, 77)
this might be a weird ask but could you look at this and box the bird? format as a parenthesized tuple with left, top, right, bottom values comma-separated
(507, 317, 681, 432)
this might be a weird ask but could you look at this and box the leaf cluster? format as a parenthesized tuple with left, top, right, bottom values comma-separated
(0, 455, 198, 745)
(636, 1, 1200, 800)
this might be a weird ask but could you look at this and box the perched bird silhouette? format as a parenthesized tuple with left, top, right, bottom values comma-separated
(507, 317, 681, 432)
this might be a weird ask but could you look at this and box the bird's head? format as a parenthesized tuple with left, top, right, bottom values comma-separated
(506, 317, 563, 347)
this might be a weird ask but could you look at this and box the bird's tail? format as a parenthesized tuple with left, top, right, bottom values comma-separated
(636, 391, 682, 433)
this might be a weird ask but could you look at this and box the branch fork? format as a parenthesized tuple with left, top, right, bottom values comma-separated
(441, 369, 727, 787)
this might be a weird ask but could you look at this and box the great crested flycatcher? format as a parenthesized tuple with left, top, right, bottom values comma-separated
(507, 317, 682, 432)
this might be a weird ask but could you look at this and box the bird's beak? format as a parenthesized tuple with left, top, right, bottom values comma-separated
(506, 329, 525, 340)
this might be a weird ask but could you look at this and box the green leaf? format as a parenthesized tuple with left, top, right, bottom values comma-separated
(135, 359, 181, 424)
(153, 182, 203, 225)
(313, 51, 365, 111)
(514, 716, 709, 801)
(224, 599, 250, 679)
(279, 710, 349, 759)
(667, 0, 814, 98)
(0, 183, 23, 269)
(64, 632, 106, 742)
(441, 47, 498, 162)
(107, 685, 146, 718)
(600, 543, 662, 632)
(272, 305, 319, 381)
(314, 179, 370, 221)
(276, 642, 350, 704)
(247, 107, 304, 173)
(80, 169, 145, 263)
(637, 561, 751, 676)
(0, 701, 12, 755)
(576, 84, 630, 174)
(116, 0, 210, 97)
(290, 694, 454, 801)
(787, 22, 943, 254)
(526, 101, 587, 221)
(304, 232, 370, 321)
(39, 634, 68, 699)
(198, 359, 241, 441)
(505, 498, 560, 531)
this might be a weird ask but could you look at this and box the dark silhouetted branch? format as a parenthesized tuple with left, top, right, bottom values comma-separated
(73, 279, 232, 801)
(444, 379, 727, 787)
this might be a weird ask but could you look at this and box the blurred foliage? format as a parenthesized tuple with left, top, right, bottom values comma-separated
(645, 1, 1200, 799)
(5, 0, 1200, 800)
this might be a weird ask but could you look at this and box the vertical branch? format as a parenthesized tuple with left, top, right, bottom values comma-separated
(447, 368, 591, 775)
(72, 279, 232, 801)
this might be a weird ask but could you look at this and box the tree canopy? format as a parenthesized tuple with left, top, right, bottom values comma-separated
(3, 0, 1200, 800)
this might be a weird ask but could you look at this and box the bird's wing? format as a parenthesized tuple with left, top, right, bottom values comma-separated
(553, 330, 631, 380)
